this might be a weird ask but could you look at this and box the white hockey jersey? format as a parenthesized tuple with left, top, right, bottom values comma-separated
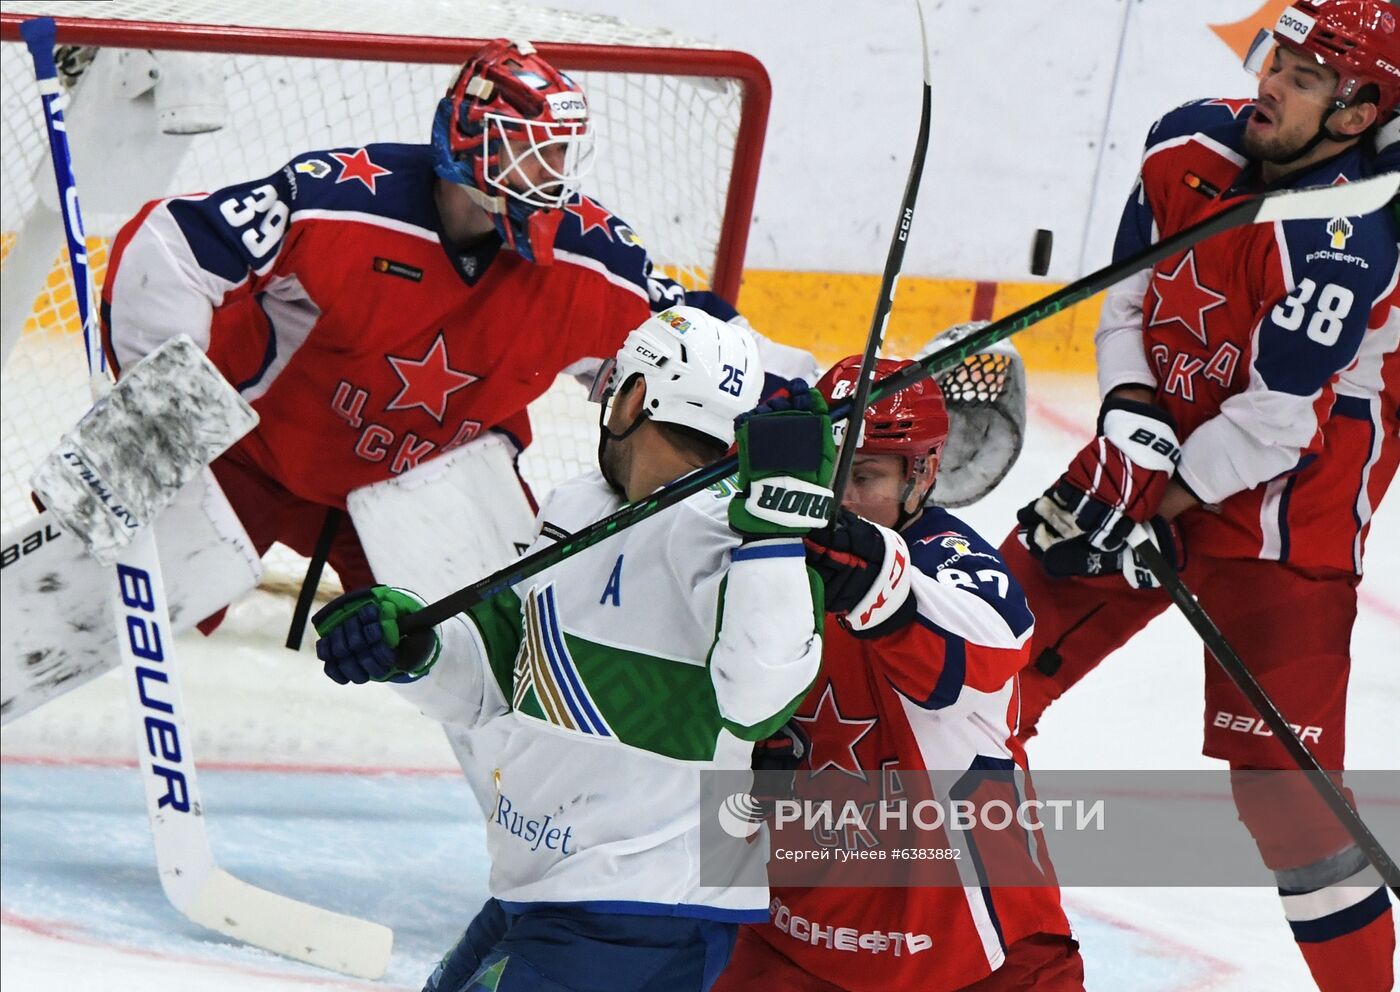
(395, 469, 824, 920)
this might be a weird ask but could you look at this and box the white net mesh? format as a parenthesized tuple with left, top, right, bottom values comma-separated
(1, 1, 755, 595)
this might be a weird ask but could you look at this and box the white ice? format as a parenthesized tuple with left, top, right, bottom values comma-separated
(2, 371, 1396, 990)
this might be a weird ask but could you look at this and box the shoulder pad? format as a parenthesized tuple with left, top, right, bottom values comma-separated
(905, 510, 1007, 574)
(1144, 98, 1253, 157)
(551, 193, 652, 294)
(280, 143, 438, 230)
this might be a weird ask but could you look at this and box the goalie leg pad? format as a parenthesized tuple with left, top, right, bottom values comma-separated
(347, 432, 536, 813)
(1, 468, 261, 724)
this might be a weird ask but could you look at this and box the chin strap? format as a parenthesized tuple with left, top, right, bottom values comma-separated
(1269, 106, 1353, 165)
(596, 404, 650, 496)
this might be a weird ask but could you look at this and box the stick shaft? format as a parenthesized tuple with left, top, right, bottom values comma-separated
(828, 0, 933, 514)
(1132, 535, 1400, 894)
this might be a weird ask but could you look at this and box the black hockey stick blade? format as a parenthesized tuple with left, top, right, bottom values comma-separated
(1130, 532, 1400, 895)
(403, 170, 1399, 632)
(828, 0, 933, 516)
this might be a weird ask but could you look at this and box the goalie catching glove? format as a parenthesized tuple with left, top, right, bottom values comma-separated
(728, 379, 837, 539)
(1021, 394, 1180, 554)
(313, 586, 440, 685)
(805, 508, 916, 637)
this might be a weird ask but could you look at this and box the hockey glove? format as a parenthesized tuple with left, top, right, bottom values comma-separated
(313, 585, 440, 685)
(1024, 395, 1180, 554)
(751, 719, 810, 819)
(805, 508, 916, 637)
(752, 719, 810, 773)
(1034, 516, 1185, 590)
(729, 379, 836, 539)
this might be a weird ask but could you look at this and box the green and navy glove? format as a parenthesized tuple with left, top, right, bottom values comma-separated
(313, 585, 440, 685)
(728, 379, 837, 539)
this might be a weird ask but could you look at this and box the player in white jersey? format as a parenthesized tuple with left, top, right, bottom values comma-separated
(314, 305, 832, 991)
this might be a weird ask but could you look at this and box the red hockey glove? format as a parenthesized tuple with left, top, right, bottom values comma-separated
(1023, 395, 1180, 554)
(804, 508, 915, 638)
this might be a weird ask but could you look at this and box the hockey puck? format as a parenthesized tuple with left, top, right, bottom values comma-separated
(1030, 228, 1054, 276)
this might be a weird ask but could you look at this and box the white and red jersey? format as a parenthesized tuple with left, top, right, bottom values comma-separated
(752, 508, 1073, 992)
(100, 143, 812, 509)
(1095, 100, 1400, 574)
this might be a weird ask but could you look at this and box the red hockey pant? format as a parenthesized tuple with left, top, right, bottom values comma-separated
(999, 532, 1362, 868)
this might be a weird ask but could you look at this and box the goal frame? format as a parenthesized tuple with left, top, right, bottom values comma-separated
(0, 10, 771, 305)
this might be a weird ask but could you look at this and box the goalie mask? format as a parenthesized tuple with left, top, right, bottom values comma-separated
(432, 39, 596, 264)
(815, 355, 949, 512)
(591, 306, 763, 458)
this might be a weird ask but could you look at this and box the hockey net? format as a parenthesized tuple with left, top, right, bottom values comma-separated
(0, 0, 767, 598)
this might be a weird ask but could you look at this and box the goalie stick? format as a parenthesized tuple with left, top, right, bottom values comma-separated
(827, 0, 932, 515)
(401, 168, 1399, 636)
(18, 17, 393, 979)
(1128, 527, 1400, 895)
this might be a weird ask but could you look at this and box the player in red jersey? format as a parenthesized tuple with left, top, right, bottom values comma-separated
(99, 38, 814, 607)
(1004, 3, 1399, 988)
(715, 356, 1083, 992)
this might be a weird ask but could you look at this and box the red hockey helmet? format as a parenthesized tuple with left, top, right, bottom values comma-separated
(1245, 0, 1400, 117)
(815, 356, 950, 485)
(431, 39, 596, 262)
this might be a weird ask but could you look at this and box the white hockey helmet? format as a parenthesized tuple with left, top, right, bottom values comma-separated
(590, 306, 764, 446)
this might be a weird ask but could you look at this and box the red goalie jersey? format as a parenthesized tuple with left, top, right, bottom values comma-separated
(742, 508, 1074, 992)
(99, 142, 765, 509)
(1096, 99, 1400, 574)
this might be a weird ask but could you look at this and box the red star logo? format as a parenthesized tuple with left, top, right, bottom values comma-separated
(1205, 97, 1255, 119)
(565, 196, 614, 239)
(330, 148, 391, 194)
(385, 332, 478, 424)
(793, 682, 877, 782)
(1147, 251, 1228, 347)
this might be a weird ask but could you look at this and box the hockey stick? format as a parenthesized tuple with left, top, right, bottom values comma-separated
(827, 0, 932, 515)
(1129, 528, 1400, 895)
(404, 170, 1399, 633)
(19, 17, 394, 978)
(286, 508, 342, 649)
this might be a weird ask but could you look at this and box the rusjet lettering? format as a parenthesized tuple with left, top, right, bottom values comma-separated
(118, 564, 191, 813)
(771, 897, 932, 957)
(494, 792, 576, 855)
(756, 483, 832, 522)
(0, 522, 64, 569)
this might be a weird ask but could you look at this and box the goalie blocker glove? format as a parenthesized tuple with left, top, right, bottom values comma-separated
(1023, 394, 1181, 554)
(728, 380, 837, 539)
(805, 508, 916, 637)
(313, 586, 440, 684)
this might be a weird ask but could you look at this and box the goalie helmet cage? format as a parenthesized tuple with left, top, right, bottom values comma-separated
(0, 0, 769, 594)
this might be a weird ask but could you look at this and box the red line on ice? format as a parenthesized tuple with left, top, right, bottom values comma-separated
(1061, 896, 1242, 992)
(0, 908, 416, 991)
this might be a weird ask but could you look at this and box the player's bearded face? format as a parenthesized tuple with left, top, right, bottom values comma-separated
(1244, 45, 1339, 161)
